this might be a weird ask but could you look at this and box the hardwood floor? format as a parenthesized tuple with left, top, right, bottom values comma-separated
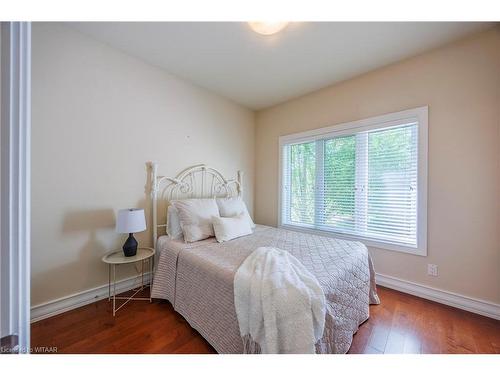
(31, 286, 500, 354)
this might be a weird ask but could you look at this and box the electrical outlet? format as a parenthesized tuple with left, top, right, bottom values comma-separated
(427, 264, 438, 277)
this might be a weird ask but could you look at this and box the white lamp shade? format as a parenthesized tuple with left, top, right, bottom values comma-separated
(116, 208, 146, 234)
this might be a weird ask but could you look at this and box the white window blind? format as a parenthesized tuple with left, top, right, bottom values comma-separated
(280, 107, 427, 255)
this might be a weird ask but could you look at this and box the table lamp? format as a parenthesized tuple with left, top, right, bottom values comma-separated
(116, 208, 146, 257)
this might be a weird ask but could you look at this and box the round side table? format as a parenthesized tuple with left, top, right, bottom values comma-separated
(101, 247, 155, 316)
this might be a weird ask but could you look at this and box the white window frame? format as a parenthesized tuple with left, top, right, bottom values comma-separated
(278, 106, 428, 256)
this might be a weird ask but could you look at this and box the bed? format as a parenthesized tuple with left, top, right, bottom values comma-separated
(148, 163, 380, 354)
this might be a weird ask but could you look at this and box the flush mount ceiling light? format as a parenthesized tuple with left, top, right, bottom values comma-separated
(248, 22, 289, 36)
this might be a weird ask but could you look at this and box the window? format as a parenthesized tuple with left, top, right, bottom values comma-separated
(280, 107, 428, 255)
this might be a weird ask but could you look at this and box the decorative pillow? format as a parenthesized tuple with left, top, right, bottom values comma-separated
(213, 214, 253, 243)
(216, 197, 255, 229)
(166, 205, 183, 241)
(172, 198, 220, 243)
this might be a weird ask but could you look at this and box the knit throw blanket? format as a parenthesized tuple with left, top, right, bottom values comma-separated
(234, 247, 326, 354)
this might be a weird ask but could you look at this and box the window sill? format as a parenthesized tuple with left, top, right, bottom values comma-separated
(279, 223, 427, 256)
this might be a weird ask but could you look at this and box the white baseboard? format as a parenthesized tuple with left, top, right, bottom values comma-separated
(30, 273, 152, 323)
(376, 273, 500, 320)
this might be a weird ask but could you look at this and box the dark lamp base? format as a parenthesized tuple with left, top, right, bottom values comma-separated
(122, 233, 138, 257)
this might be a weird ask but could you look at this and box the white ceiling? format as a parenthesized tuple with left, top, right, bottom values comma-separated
(69, 22, 492, 110)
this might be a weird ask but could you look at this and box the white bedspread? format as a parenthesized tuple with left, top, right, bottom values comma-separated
(234, 247, 326, 354)
(152, 225, 380, 353)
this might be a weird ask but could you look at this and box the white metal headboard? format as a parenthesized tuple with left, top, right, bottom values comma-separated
(150, 163, 243, 249)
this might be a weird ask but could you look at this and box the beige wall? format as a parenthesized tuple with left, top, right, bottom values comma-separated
(255, 28, 500, 303)
(31, 23, 255, 306)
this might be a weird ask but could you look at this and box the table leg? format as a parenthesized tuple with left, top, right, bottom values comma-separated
(113, 264, 116, 317)
(108, 264, 111, 301)
(150, 257, 153, 302)
(141, 259, 144, 290)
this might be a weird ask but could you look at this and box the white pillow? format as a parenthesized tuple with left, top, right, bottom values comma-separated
(216, 197, 255, 228)
(172, 198, 220, 243)
(166, 205, 183, 241)
(213, 214, 253, 243)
